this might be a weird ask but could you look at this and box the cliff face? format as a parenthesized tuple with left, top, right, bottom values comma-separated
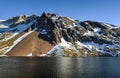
(37, 13, 61, 44)
(0, 13, 120, 56)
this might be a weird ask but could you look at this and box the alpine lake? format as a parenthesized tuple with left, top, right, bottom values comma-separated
(0, 56, 120, 78)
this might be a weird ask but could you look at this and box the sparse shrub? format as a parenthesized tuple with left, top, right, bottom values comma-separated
(51, 53, 56, 56)
(0, 33, 25, 50)
(63, 48, 80, 57)
(91, 47, 100, 56)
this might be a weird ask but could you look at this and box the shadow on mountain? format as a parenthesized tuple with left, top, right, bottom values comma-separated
(38, 33, 54, 45)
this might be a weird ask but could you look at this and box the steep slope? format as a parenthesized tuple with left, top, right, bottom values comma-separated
(0, 12, 120, 56)
(0, 15, 38, 55)
(6, 32, 53, 56)
(36, 13, 120, 56)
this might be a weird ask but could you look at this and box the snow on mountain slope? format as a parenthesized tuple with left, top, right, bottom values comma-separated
(0, 13, 120, 56)
(0, 20, 5, 22)
(39, 13, 120, 57)
(0, 16, 37, 55)
(5, 28, 37, 54)
(0, 19, 36, 42)
(0, 24, 8, 28)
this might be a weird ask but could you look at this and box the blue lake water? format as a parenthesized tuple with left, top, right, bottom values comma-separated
(0, 57, 120, 78)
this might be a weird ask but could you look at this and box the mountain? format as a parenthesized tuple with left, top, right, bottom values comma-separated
(0, 13, 120, 56)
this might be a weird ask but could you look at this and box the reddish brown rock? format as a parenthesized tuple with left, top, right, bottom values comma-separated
(6, 32, 53, 56)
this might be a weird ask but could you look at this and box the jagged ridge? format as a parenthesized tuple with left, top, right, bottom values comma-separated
(0, 12, 120, 56)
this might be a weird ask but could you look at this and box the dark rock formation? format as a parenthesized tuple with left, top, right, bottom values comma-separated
(0, 12, 120, 56)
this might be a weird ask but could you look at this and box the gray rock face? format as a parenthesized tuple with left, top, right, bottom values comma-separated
(36, 13, 120, 44)
(36, 13, 120, 56)
(1, 12, 120, 56)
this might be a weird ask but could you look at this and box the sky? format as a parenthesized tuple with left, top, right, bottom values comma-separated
(0, 0, 120, 26)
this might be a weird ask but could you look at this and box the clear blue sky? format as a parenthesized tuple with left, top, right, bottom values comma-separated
(0, 0, 120, 25)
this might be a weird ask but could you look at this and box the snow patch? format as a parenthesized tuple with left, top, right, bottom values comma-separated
(76, 41, 86, 47)
(0, 47, 9, 52)
(0, 25, 9, 28)
(83, 30, 94, 36)
(93, 28, 101, 33)
(40, 54, 47, 56)
(102, 23, 120, 29)
(0, 33, 18, 42)
(47, 37, 71, 56)
(66, 17, 75, 21)
(6, 28, 37, 53)
(27, 53, 32, 56)
(0, 21, 36, 41)
(83, 42, 105, 49)
(16, 21, 36, 33)
(103, 23, 112, 28)
(52, 16, 58, 21)
(40, 29, 47, 35)
(47, 45, 62, 56)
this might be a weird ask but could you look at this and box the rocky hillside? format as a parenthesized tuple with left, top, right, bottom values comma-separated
(0, 13, 120, 56)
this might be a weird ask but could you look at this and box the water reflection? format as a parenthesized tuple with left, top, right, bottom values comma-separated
(0, 57, 120, 78)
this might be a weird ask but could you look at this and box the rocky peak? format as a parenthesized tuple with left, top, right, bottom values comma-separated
(16, 15, 25, 24)
(36, 13, 120, 45)
(5, 15, 27, 23)
(36, 13, 120, 56)
(0, 12, 120, 56)
(37, 13, 61, 44)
